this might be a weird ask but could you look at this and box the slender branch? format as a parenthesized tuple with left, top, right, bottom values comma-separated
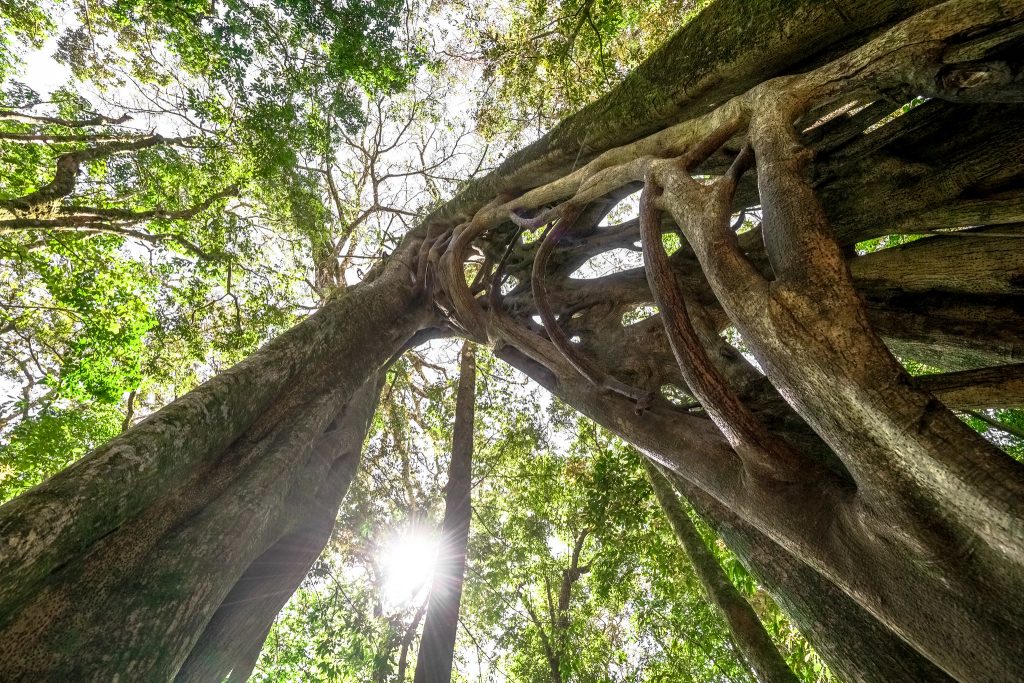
(640, 175, 802, 479)
(0, 185, 238, 228)
(396, 598, 429, 682)
(0, 135, 194, 218)
(965, 410, 1024, 441)
(0, 132, 149, 144)
(530, 205, 653, 407)
(0, 110, 131, 127)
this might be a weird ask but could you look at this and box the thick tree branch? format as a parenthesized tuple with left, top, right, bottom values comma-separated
(0, 135, 193, 220)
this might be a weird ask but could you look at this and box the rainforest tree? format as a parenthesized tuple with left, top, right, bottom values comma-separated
(1, 0, 1023, 681)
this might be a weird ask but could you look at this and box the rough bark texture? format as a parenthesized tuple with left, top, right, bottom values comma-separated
(444, 3, 1024, 679)
(0, 238, 431, 680)
(174, 373, 386, 682)
(645, 460, 798, 683)
(413, 343, 476, 683)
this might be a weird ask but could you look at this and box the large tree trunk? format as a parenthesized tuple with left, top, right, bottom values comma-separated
(460, 4, 1024, 679)
(0, 240, 431, 680)
(174, 372, 386, 682)
(413, 342, 476, 683)
(644, 460, 798, 683)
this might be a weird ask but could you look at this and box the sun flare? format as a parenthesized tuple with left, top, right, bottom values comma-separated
(380, 530, 437, 607)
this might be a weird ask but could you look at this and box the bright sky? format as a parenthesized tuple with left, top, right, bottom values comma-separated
(381, 527, 438, 607)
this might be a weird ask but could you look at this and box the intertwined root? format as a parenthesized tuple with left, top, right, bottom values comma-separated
(428, 3, 1024, 679)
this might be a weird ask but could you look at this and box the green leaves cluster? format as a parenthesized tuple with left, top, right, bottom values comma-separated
(466, 0, 712, 138)
(0, 0, 418, 497)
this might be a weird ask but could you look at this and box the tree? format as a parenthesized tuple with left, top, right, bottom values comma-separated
(460, 387, 790, 681)
(414, 342, 476, 683)
(1, 0, 1023, 680)
(0, 0, 484, 501)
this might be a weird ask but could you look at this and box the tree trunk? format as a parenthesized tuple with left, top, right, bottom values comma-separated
(472, 4, 1024, 679)
(644, 460, 798, 683)
(174, 372, 386, 682)
(0, 239, 432, 680)
(413, 342, 476, 683)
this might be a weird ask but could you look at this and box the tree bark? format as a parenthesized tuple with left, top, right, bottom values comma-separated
(174, 372, 385, 682)
(413, 342, 476, 683)
(0, 236, 432, 680)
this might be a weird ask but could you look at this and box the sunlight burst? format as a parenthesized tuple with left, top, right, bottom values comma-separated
(380, 530, 437, 607)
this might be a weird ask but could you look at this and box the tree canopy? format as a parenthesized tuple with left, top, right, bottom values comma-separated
(1, 0, 1023, 681)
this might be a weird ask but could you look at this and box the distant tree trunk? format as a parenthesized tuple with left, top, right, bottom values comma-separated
(0, 239, 433, 680)
(413, 342, 476, 683)
(644, 460, 798, 683)
(667, 473, 957, 683)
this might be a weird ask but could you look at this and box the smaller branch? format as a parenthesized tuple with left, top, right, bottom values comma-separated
(0, 132, 150, 144)
(919, 363, 1024, 410)
(0, 111, 131, 127)
(0, 135, 193, 218)
(531, 205, 654, 409)
(521, 595, 561, 683)
(1, 222, 216, 260)
(639, 179, 802, 479)
(121, 389, 138, 433)
(965, 410, 1024, 441)
(396, 598, 429, 682)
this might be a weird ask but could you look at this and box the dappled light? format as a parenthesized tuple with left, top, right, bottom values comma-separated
(568, 247, 644, 280)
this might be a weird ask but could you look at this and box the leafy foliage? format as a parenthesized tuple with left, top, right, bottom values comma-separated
(0, 0, 422, 493)
(462, 0, 712, 139)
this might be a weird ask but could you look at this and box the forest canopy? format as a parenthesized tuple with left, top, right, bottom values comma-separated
(1, 0, 1023, 681)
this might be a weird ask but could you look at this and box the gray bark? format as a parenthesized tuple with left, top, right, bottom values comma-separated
(0, 238, 431, 680)
(174, 373, 386, 682)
